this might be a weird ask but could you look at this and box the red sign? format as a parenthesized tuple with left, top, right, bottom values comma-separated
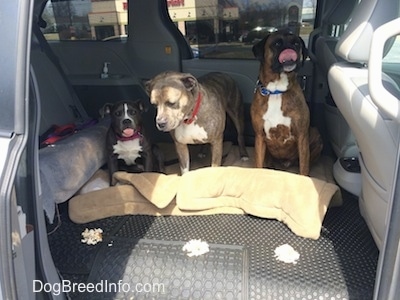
(167, 0, 184, 7)
(123, 2, 128, 10)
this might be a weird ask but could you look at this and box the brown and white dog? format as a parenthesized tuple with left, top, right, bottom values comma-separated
(250, 29, 322, 175)
(146, 71, 248, 174)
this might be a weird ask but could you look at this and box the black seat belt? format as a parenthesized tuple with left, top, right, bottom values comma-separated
(31, 22, 89, 123)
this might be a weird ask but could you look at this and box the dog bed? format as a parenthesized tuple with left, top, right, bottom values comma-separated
(39, 118, 109, 222)
(69, 166, 340, 239)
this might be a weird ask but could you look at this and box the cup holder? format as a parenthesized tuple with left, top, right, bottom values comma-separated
(339, 157, 361, 173)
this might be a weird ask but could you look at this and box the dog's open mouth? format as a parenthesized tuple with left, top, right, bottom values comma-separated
(122, 128, 136, 137)
(279, 49, 298, 72)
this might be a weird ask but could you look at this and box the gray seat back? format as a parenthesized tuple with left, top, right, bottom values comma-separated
(31, 24, 88, 135)
(309, 0, 359, 159)
(31, 21, 108, 223)
(328, 0, 400, 249)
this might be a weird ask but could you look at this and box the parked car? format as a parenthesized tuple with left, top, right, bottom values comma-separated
(1, 0, 400, 299)
(243, 26, 278, 44)
(102, 35, 128, 42)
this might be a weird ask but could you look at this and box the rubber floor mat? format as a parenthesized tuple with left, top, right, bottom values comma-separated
(47, 214, 128, 274)
(79, 238, 248, 300)
(49, 192, 378, 299)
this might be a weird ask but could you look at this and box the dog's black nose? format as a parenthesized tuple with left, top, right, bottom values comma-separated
(157, 122, 167, 130)
(122, 119, 132, 125)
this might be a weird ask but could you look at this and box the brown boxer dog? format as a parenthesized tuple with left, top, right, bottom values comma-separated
(146, 71, 248, 174)
(250, 29, 322, 175)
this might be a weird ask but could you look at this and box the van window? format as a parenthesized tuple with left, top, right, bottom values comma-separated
(41, 0, 316, 58)
(167, 0, 317, 59)
(383, 36, 400, 63)
(41, 0, 128, 41)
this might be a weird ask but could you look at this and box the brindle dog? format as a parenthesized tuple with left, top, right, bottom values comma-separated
(251, 29, 323, 175)
(146, 71, 248, 174)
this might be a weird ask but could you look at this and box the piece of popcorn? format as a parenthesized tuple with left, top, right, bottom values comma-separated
(274, 244, 300, 264)
(182, 239, 210, 257)
(81, 228, 103, 245)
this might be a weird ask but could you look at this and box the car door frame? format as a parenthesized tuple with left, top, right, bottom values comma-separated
(0, 0, 34, 298)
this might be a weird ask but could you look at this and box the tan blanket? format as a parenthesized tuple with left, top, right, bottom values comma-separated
(69, 166, 341, 239)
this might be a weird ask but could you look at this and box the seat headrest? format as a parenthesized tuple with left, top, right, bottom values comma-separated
(335, 0, 399, 63)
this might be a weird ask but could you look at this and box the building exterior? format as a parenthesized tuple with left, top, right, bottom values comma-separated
(43, 0, 311, 42)
(167, 0, 240, 43)
(88, 0, 128, 40)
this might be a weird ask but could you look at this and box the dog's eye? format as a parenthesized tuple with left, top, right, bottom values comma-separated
(114, 111, 122, 117)
(165, 101, 178, 108)
(274, 39, 282, 47)
(127, 109, 136, 115)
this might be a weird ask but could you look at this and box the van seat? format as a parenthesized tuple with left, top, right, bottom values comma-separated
(31, 24, 109, 222)
(328, 0, 400, 249)
(308, 0, 360, 195)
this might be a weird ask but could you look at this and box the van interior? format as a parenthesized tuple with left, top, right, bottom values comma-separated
(9, 0, 400, 299)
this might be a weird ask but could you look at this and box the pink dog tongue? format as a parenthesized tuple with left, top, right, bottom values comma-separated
(122, 128, 135, 137)
(279, 49, 298, 63)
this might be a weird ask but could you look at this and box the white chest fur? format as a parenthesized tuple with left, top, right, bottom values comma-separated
(263, 94, 292, 139)
(113, 139, 142, 165)
(266, 72, 289, 92)
(262, 74, 292, 140)
(174, 122, 208, 144)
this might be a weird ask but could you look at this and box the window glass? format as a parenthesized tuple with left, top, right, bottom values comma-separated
(41, 0, 128, 41)
(167, 0, 317, 59)
(383, 36, 400, 64)
(40, 0, 317, 59)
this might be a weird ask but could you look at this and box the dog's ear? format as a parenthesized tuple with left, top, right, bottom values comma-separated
(143, 79, 152, 95)
(135, 99, 148, 113)
(180, 75, 197, 91)
(99, 103, 113, 118)
(252, 36, 268, 62)
(298, 36, 308, 65)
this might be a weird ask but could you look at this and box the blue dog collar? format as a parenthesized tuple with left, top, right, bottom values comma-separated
(255, 80, 285, 96)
